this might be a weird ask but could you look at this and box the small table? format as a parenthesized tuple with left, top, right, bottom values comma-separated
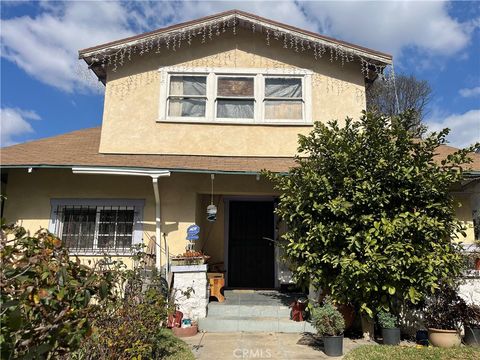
(207, 272, 225, 302)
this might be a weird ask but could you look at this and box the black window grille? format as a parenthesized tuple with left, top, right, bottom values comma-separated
(53, 205, 137, 252)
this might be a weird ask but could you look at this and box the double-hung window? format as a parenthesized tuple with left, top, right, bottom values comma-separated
(216, 76, 255, 120)
(167, 75, 207, 118)
(160, 67, 312, 124)
(49, 199, 144, 254)
(264, 77, 303, 121)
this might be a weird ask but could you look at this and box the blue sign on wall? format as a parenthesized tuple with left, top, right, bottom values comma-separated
(186, 224, 200, 241)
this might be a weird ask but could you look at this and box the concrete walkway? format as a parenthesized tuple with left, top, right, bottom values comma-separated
(183, 332, 374, 359)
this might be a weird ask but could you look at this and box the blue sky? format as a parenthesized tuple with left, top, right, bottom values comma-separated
(1, 0, 479, 148)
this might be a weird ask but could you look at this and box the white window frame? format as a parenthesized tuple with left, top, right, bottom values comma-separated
(48, 199, 145, 255)
(158, 67, 313, 125)
(166, 73, 209, 121)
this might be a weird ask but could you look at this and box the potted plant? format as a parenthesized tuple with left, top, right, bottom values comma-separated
(464, 303, 480, 347)
(424, 285, 468, 348)
(311, 296, 345, 356)
(378, 310, 401, 345)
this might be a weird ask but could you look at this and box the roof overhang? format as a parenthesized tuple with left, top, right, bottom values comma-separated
(79, 9, 393, 84)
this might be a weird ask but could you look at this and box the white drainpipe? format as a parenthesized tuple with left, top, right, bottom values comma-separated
(151, 176, 162, 270)
(72, 167, 171, 271)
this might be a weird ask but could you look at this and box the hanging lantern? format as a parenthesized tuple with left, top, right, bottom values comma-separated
(207, 204, 217, 222)
(207, 174, 217, 222)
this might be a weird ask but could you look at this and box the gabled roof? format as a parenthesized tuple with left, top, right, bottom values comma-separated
(1, 127, 479, 174)
(79, 9, 393, 83)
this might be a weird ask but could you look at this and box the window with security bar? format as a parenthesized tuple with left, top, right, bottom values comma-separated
(49, 200, 144, 253)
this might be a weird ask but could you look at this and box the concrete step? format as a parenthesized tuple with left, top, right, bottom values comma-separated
(208, 303, 291, 318)
(198, 316, 316, 333)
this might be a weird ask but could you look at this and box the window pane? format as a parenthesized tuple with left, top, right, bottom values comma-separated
(217, 99, 254, 119)
(168, 98, 206, 117)
(265, 100, 303, 120)
(170, 76, 206, 96)
(116, 210, 134, 248)
(98, 209, 134, 249)
(61, 207, 96, 249)
(265, 78, 302, 98)
(217, 77, 254, 97)
(98, 210, 117, 249)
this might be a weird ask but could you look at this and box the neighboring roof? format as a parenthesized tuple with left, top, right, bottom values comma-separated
(0, 128, 295, 174)
(79, 9, 392, 83)
(1, 127, 479, 174)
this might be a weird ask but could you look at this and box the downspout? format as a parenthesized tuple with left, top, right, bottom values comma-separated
(151, 176, 162, 271)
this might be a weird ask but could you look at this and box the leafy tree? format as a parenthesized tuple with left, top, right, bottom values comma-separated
(0, 224, 121, 359)
(267, 111, 479, 321)
(367, 74, 432, 136)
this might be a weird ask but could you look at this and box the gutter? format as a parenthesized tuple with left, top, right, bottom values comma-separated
(1, 164, 288, 175)
(72, 167, 171, 272)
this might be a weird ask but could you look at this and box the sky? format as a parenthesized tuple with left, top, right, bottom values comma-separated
(1, 0, 479, 148)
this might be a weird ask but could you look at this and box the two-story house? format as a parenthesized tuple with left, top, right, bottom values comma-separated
(1, 10, 479, 295)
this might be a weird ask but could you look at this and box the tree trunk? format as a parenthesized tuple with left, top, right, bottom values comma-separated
(361, 314, 375, 340)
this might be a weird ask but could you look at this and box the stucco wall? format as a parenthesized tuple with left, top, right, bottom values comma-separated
(3, 169, 276, 267)
(453, 180, 479, 244)
(99, 28, 367, 157)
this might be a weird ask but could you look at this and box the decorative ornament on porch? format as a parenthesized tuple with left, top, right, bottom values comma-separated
(186, 224, 200, 251)
(207, 174, 217, 222)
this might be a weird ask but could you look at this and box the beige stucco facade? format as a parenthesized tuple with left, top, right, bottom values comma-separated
(4, 169, 478, 272)
(454, 180, 480, 245)
(3, 169, 281, 269)
(99, 28, 367, 157)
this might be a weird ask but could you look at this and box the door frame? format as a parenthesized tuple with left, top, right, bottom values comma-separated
(223, 195, 278, 289)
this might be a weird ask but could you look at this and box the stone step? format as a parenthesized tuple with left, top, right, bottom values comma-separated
(198, 316, 316, 333)
(208, 303, 291, 318)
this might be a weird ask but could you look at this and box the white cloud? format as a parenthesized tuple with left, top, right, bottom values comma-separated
(426, 109, 480, 148)
(459, 86, 480, 98)
(0, 107, 41, 147)
(1, 1, 478, 93)
(0, 1, 134, 92)
(301, 1, 476, 58)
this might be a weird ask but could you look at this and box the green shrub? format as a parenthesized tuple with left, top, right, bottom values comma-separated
(377, 310, 397, 329)
(74, 284, 170, 359)
(0, 224, 118, 359)
(311, 297, 345, 336)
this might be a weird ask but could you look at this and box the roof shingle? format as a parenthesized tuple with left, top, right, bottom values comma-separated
(1, 127, 479, 173)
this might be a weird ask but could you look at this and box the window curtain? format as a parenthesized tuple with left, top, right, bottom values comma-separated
(265, 78, 302, 98)
(217, 100, 254, 118)
(169, 76, 206, 117)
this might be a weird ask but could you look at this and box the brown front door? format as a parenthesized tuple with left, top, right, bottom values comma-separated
(228, 200, 275, 288)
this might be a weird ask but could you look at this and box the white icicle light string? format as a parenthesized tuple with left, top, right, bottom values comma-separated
(83, 14, 391, 81)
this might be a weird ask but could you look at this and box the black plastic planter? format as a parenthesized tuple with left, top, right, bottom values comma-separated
(323, 335, 343, 356)
(464, 325, 480, 347)
(382, 327, 401, 345)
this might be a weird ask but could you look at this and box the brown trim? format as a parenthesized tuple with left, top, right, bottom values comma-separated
(78, 9, 392, 61)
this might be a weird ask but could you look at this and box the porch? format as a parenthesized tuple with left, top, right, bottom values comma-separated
(199, 290, 315, 333)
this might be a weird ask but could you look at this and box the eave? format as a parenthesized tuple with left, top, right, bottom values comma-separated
(78, 9, 393, 84)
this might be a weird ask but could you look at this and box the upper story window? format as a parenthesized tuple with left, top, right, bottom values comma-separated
(168, 75, 207, 118)
(159, 67, 312, 125)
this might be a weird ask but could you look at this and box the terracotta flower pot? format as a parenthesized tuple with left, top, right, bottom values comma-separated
(172, 325, 198, 337)
(475, 258, 480, 271)
(428, 328, 461, 348)
(337, 304, 355, 330)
